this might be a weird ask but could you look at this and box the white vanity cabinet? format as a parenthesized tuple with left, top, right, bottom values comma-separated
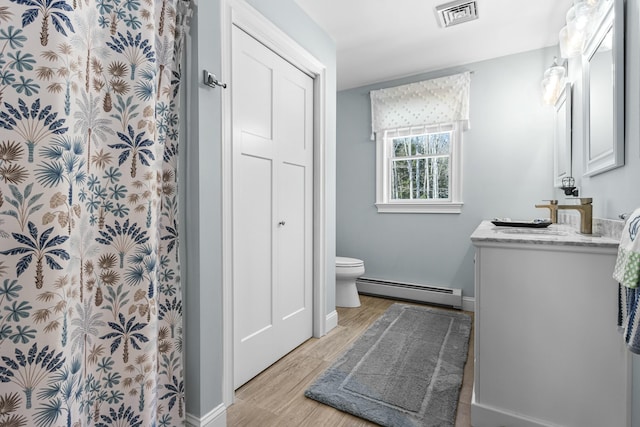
(470, 221, 630, 427)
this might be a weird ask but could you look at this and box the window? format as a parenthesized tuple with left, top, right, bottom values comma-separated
(369, 72, 470, 213)
(375, 124, 463, 213)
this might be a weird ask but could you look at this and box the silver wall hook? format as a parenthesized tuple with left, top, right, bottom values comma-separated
(203, 70, 227, 89)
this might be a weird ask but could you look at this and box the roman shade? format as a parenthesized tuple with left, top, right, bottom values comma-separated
(370, 72, 471, 139)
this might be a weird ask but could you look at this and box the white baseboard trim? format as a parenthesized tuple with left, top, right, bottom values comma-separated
(462, 296, 475, 312)
(186, 403, 226, 427)
(325, 310, 338, 333)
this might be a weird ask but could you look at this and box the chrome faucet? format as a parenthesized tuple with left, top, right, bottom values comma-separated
(556, 197, 593, 234)
(535, 199, 558, 223)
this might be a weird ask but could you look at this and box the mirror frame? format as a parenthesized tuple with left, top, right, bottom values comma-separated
(554, 83, 572, 187)
(582, 0, 624, 177)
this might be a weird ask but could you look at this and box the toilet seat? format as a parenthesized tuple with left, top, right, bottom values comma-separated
(336, 256, 364, 268)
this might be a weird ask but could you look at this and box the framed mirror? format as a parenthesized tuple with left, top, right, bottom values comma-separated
(582, 0, 624, 177)
(554, 83, 572, 187)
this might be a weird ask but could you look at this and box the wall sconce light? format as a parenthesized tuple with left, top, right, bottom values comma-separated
(559, 0, 602, 58)
(541, 58, 566, 105)
(550, 0, 607, 104)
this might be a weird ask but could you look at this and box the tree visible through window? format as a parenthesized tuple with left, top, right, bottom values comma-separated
(390, 132, 451, 200)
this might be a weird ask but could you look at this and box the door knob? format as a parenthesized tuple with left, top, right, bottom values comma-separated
(278, 221, 286, 226)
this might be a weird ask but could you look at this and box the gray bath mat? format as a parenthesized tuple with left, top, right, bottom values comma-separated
(305, 303, 471, 426)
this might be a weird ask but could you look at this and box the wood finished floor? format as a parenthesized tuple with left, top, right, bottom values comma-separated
(227, 295, 474, 427)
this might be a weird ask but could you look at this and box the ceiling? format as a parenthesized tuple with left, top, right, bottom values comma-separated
(294, 0, 573, 91)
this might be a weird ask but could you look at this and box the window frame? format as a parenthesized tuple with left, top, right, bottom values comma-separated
(375, 123, 463, 214)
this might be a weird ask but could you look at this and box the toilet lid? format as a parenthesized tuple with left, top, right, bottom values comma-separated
(336, 256, 364, 267)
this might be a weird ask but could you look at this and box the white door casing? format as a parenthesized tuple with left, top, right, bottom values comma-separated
(231, 26, 314, 388)
(221, 0, 329, 406)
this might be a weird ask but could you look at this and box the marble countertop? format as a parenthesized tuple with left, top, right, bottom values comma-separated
(470, 220, 620, 248)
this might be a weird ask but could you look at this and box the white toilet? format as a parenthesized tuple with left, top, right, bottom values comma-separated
(335, 256, 365, 307)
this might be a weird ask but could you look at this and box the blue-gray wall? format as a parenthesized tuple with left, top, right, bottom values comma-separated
(184, 1, 223, 418)
(337, 47, 555, 300)
(183, 0, 336, 420)
(337, 0, 640, 424)
(182, 0, 638, 423)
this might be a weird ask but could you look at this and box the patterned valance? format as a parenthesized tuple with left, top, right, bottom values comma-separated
(370, 72, 471, 139)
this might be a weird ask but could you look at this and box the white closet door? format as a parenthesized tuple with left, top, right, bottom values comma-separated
(232, 25, 314, 389)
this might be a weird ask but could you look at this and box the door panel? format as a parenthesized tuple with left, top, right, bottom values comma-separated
(278, 75, 308, 154)
(278, 162, 307, 318)
(232, 25, 314, 389)
(235, 154, 273, 341)
(236, 41, 273, 141)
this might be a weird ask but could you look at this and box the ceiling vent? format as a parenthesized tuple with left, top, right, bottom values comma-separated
(436, 0, 479, 28)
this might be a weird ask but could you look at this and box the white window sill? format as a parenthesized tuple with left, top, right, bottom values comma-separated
(375, 202, 463, 214)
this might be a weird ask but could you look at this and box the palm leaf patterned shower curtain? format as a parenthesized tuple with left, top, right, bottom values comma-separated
(0, 1, 189, 425)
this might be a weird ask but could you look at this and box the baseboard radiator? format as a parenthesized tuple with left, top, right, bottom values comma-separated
(356, 277, 462, 309)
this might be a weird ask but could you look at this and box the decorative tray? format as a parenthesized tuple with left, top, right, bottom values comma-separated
(491, 219, 552, 228)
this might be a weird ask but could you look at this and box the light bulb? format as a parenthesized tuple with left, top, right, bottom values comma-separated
(566, 3, 593, 31)
(541, 65, 566, 105)
(559, 25, 584, 58)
